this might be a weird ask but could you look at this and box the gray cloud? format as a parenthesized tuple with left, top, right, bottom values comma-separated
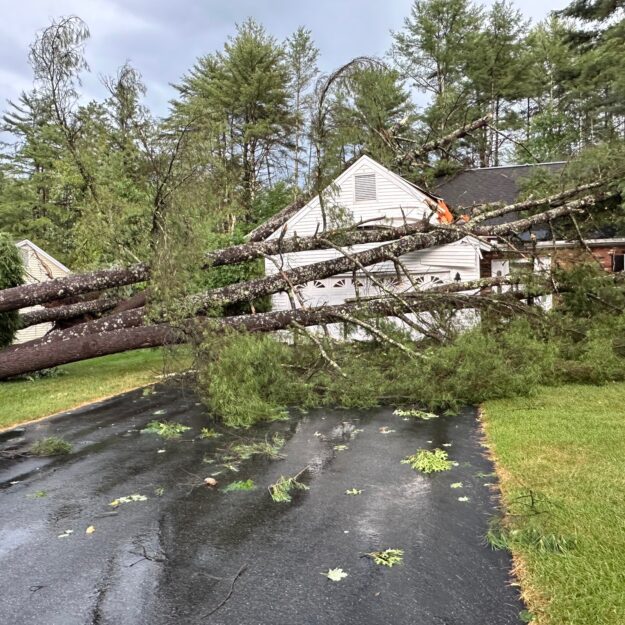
(0, 0, 568, 117)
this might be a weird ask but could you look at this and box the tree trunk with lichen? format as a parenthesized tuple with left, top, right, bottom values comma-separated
(0, 287, 527, 379)
(0, 192, 613, 379)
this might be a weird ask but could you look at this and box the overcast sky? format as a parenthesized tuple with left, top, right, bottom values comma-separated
(1, 0, 569, 117)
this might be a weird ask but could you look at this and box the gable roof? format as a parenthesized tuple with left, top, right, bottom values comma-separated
(266, 155, 441, 240)
(434, 162, 566, 211)
(16, 239, 70, 274)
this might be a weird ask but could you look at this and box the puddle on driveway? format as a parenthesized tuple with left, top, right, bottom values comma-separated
(0, 384, 523, 625)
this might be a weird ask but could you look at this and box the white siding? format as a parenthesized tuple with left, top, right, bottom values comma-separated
(266, 237, 482, 311)
(268, 156, 437, 240)
(265, 240, 478, 274)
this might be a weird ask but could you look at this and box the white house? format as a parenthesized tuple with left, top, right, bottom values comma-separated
(263, 155, 489, 334)
(13, 240, 70, 344)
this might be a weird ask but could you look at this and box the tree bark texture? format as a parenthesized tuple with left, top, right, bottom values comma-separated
(0, 290, 523, 379)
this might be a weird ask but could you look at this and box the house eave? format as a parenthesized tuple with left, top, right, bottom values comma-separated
(15, 239, 71, 273)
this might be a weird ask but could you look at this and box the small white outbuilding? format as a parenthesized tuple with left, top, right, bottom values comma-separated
(13, 239, 70, 344)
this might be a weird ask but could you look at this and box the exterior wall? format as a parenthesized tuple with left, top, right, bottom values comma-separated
(13, 244, 70, 344)
(551, 246, 625, 272)
(267, 238, 482, 312)
(486, 245, 625, 275)
(268, 156, 435, 240)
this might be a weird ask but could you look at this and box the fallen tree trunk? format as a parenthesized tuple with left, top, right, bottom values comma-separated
(188, 197, 599, 311)
(245, 196, 308, 242)
(0, 290, 527, 380)
(0, 220, 436, 313)
(18, 297, 119, 328)
(0, 263, 149, 314)
(3, 196, 599, 352)
(396, 115, 492, 168)
(3, 276, 518, 357)
(468, 180, 607, 222)
(0, 186, 613, 315)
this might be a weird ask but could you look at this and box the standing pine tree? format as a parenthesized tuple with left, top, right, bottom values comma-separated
(466, 0, 528, 165)
(0, 234, 24, 347)
(518, 16, 579, 162)
(286, 27, 319, 194)
(331, 66, 417, 170)
(559, 0, 625, 143)
(172, 19, 296, 222)
(390, 0, 483, 160)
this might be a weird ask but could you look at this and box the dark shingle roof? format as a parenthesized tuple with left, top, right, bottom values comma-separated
(434, 162, 566, 210)
(433, 162, 567, 241)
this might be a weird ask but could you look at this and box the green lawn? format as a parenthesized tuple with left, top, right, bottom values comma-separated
(0, 349, 174, 430)
(483, 383, 625, 625)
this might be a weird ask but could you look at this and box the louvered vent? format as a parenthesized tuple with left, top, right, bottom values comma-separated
(355, 173, 376, 202)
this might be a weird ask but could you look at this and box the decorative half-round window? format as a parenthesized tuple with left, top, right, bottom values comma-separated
(313, 280, 326, 289)
(414, 275, 445, 290)
(333, 279, 346, 288)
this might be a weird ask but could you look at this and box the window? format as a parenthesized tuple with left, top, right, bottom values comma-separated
(414, 275, 445, 290)
(313, 280, 326, 289)
(333, 279, 346, 288)
(355, 173, 376, 202)
(613, 254, 625, 272)
(381, 276, 402, 289)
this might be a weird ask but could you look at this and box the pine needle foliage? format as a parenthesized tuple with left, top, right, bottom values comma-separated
(197, 331, 295, 427)
(196, 277, 625, 428)
(0, 233, 24, 347)
(268, 472, 309, 503)
(367, 548, 404, 567)
(393, 408, 438, 419)
(199, 427, 222, 439)
(402, 448, 453, 474)
(30, 436, 72, 456)
(222, 479, 256, 492)
(230, 433, 285, 460)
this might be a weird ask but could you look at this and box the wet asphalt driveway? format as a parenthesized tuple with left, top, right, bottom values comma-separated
(0, 384, 523, 625)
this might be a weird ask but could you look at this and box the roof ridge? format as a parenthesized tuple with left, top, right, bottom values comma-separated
(466, 161, 567, 171)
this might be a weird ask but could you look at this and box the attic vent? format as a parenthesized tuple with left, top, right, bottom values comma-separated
(355, 173, 376, 202)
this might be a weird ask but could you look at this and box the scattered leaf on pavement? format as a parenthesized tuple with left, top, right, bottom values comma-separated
(109, 494, 148, 507)
(367, 548, 404, 567)
(324, 568, 349, 581)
